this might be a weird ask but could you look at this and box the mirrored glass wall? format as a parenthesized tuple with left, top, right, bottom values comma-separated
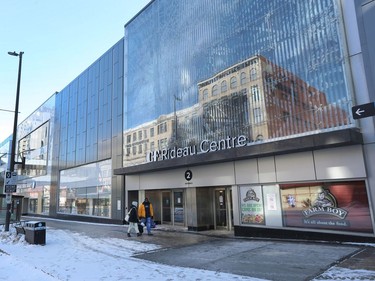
(123, 0, 353, 167)
(58, 159, 112, 217)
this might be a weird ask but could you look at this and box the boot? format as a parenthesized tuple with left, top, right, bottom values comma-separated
(137, 233, 141, 237)
(127, 233, 131, 237)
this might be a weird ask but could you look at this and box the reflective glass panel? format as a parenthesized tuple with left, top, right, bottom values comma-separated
(58, 159, 111, 217)
(124, 0, 353, 167)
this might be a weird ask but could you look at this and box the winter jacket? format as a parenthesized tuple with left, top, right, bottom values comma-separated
(128, 206, 139, 223)
(138, 201, 154, 219)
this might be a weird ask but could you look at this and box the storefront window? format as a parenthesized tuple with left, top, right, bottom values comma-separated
(58, 159, 111, 218)
(240, 182, 373, 234)
(280, 181, 373, 233)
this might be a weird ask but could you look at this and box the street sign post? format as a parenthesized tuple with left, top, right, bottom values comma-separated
(352, 102, 375, 119)
(4, 171, 17, 193)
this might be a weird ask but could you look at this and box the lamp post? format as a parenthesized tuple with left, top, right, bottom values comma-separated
(4, 51, 24, 232)
(174, 95, 181, 142)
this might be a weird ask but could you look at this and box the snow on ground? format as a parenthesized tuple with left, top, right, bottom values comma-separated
(1, 225, 375, 281)
(0, 225, 265, 281)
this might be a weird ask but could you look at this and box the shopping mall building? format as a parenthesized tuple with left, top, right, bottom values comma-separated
(1, 0, 375, 242)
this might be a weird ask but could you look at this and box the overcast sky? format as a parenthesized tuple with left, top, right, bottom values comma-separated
(0, 0, 151, 142)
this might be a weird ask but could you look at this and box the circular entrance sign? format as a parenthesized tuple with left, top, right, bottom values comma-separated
(184, 170, 193, 181)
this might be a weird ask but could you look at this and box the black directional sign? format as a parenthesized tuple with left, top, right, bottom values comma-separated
(352, 102, 375, 120)
(184, 170, 193, 181)
(4, 171, 17, 193)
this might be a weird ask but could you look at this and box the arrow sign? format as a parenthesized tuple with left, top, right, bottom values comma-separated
(352, 102, 375, 119)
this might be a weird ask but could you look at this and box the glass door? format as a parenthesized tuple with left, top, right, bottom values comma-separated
(215, 189, 227, 228)
(173, 191, 184, 224)
(214, 187, 233, 230)
(162, 191, 171, 224)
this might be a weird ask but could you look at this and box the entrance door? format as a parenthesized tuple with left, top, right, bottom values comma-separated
(214, 188, 232, 230)
(173, 191, 184, 224)
(162, 191, 171, 223)
(161, 190, 184, 225)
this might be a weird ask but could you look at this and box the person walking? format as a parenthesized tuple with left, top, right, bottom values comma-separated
(138, 197, 154, 235)
(127, 201, 141, 237)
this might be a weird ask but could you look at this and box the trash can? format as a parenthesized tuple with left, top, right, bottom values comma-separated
(24, 221, 46, 245)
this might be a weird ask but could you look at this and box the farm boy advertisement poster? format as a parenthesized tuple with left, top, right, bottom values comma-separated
(280, 181, 373, 233)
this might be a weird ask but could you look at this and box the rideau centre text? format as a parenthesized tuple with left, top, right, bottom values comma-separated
(147, 135, 248, 162)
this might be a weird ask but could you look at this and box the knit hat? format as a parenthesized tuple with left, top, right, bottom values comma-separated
(132, 201, 138, 207)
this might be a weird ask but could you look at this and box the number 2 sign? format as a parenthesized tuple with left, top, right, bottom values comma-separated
(184, 170, 193, 181)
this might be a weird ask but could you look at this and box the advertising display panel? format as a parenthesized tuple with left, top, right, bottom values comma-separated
(240, 186, 265, 225)
(280, 181, 373, 233)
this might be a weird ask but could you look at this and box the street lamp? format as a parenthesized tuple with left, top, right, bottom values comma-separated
(4, 51, 24, 231)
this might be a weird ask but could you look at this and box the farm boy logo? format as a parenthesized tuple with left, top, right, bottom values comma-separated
(302, 189, 348, 219)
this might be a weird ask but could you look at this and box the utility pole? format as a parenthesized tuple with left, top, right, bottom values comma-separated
(4, 51, 24, 231)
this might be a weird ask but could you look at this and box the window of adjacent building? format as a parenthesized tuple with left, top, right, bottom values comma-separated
(203, 89, 209, 100)
(150, 141, 155, 151)
(127, 135, 131, 144)
(158, 122, 167, 134)
(250, 68, 257, 81)
(240, 72, 247, 85)
(150, 127, 155, 137)
(230, 76, 237, 89)
(132, 132, 136, 142)
(158, 138, 167, 149)
(212, 84, 219, 96)
(221, 81, 227, 93)
(251, 85, 260, 102)
(253, 107, 262, 123)
(138, 130, 142, 140)
(138, 144, 142, 154)
(282, 111, 290, 121)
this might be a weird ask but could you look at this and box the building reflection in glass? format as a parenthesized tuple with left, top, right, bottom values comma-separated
(123, 0, 353, 167)
(124, 55, 351, 166)
(58, 159, 112, 218)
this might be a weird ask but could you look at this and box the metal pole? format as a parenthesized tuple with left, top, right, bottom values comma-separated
(5, 51, 23, 232)
(174, 96, 177, 141)
(174, 95, 181, 142)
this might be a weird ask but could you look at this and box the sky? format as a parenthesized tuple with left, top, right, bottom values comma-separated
(0, 0, 151, 142)
(1, 223, 375, 281)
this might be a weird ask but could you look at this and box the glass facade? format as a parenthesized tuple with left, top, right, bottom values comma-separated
(51, 40, 124, 218)
(124, 0, 353, 167)
(58, 159, 112, 217)
(10, 95, 55, 215)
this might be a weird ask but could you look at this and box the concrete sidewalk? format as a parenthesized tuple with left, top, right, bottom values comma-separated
(27, 217, 375, 280)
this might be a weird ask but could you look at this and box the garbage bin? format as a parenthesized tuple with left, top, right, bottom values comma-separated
(24, 221, 46, 245)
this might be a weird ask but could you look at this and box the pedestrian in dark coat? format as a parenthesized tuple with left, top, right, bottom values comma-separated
(127, 201, 141, 237)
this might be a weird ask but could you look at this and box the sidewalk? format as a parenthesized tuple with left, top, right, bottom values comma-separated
(27, 217, 375, 280)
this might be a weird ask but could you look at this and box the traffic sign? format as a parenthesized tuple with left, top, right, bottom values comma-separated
(352, 102, 375, 119)
(4, 171, 17, 193)
(5, 185, 17, 193)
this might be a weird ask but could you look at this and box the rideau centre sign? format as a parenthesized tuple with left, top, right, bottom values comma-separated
(146, 135, 248, 162)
